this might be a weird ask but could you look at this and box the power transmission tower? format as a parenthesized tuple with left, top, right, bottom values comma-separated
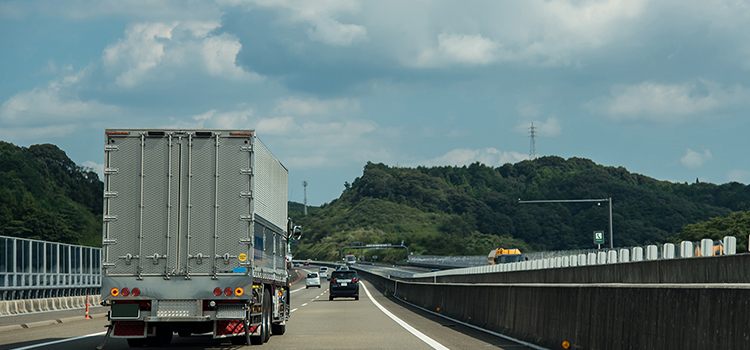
(529, 122, 537, 160)
(302, 181, 308, 215)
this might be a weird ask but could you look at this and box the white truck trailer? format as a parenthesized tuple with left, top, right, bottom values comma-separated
(97, 129, 299, 348)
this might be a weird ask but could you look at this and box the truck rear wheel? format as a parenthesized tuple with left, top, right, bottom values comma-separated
(262, 289, 271, 343)
(250, 288, 270, 345)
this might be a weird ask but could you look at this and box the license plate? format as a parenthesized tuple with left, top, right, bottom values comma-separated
(341, 283, 347, 286)
(112, 303, 140, 318)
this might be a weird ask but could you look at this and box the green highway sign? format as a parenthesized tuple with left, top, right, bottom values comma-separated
(594, 230, 604, 244)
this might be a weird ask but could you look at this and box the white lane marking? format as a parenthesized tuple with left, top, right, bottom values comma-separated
(291, 286, 306, 293)
(11, 331, 107, 350)
(301, 303, 308, 307)
(290, 308, 298, 313)
(315, 296, 320, 299)
(361, 283, 449, 350)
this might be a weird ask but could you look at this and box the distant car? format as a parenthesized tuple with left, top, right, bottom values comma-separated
(306, 272, 320, 289)
(303, 261, 310, 266)
(318, 267, 329, 280)
(329, 270, 359, 300)
(293, 262, 300, 267)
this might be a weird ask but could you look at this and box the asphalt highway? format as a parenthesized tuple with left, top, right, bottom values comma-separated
(0, 268, 538, 350)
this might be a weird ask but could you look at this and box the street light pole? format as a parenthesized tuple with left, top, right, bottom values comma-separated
(518, 198, 614, 249)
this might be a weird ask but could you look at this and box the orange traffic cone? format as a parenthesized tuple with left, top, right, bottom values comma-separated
(85, 295, 92, 319)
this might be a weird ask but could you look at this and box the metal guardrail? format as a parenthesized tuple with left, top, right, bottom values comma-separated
(410, 236, 738, 278)
(0, 235, 101, 301)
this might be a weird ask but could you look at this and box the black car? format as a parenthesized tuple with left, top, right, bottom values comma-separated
(329, 270, 359, 301)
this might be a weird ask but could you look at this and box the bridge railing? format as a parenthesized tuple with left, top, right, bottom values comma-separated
(410, 236, 738, 278)
(0, 235, 101, 301)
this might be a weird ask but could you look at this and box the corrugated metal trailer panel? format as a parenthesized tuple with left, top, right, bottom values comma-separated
(102, 130, 288, 282)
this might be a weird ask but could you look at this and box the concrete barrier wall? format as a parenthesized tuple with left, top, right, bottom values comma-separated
(0, 295, 101, 316)
(359, 269, 750, 350)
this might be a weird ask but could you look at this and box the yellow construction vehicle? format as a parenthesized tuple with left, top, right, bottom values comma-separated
(488, 248, 523, 265)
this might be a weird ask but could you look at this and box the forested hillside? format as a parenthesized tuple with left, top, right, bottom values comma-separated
(292, 158, 750, 261)
(2, 140, 748, 258)
(0, 142, 102, 246)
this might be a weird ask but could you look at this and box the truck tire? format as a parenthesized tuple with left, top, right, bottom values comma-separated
(263, 289, 271, 343)
(250, 296, 264, 345)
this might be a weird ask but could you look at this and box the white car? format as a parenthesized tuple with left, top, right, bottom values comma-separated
(306, 272, 321, 288)
(318, 267, 329, 280)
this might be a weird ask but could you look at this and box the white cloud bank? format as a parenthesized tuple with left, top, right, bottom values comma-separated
(417, 33, 500, 67)
(0, 67, 121, 140)
(405, 0, 647, 67)
(420, 148, 528, 168)
(167, 95, 381, 169)
(226, 0, 367, 46)
(103, 21, 262, 88)
(587, 80, 748, 122)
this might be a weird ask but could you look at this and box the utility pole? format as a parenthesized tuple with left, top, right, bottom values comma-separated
(519, 198, 614, 249)
(302, 181, 308, 215)
(529, 122, 537, 160)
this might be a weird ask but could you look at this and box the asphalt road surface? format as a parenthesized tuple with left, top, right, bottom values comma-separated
(0, 269, 539, 350)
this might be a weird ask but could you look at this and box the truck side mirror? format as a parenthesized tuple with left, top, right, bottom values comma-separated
(292, 226, 302, 241)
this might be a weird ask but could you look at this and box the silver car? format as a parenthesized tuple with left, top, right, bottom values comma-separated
(318, 267, 329, 280)
(306, 272, 321, 288)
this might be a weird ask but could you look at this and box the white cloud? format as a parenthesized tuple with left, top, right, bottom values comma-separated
(0, 67, 120, 136)
(727, 169, 750, 184)
(257, 117, 297, 134)
(384, 0, 649, 67)
(103, 22, 261, 88)
(587, 80, 748, 122)
(173, 107, 382, 169)
(681, 148, 712, 169)
(417, 33, 499, 67)
(513, 117, 562, 137)
(228, 0, 367, 46)
(274, 97, 360, 116)
(420, 148, 527, 167)
(306, 16, 367, 46)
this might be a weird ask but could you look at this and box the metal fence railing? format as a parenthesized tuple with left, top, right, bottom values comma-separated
(0, 235, 101, 301)
(409, 237, 738, 278)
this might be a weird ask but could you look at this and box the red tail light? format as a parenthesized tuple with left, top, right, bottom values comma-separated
(330, 279, 336, 283)
(224, 287, 233, 296)
(132, 288, 141, 297)
(121, 288, 130, 297)
(214, 288, 222, 296)
(351, 278, 359, 283)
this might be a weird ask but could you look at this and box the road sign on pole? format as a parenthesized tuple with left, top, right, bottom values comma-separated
(594, 230, 604, 245)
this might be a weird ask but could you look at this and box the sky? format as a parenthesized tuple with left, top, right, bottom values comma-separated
(2, 0, 750, 206)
